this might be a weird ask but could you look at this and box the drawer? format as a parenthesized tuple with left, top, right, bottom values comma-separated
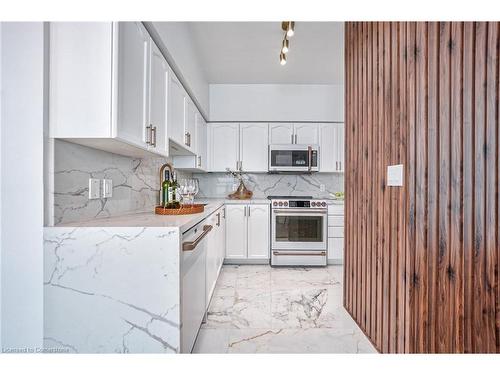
(328, 238, 344, 261)
(328, 204, 344, 215)
(328, 215, 344, 227)
(328, 226, 344, 238)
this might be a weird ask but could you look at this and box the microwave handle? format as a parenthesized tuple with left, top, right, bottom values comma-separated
(307, 146, 312, 172)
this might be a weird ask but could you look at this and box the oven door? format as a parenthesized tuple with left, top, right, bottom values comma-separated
(271, 209, 327, 250)
(268, 145, 319, 172)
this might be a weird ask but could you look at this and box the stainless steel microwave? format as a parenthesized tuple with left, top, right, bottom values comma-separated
(268, 144, 319, 172)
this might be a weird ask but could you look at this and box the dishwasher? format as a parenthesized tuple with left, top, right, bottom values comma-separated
(181, 220, 213, 353)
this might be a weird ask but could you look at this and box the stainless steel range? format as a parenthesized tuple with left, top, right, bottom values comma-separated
(268, 196, 327, 267)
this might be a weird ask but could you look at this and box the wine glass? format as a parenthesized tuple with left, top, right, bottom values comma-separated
(188, 178, 199, 206)
(178, 179, 190, 207)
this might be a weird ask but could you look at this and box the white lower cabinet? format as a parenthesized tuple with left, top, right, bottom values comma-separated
(327, 203, 344, 264)
(225, 204, 270, 261)
(205, 207, 226, 308)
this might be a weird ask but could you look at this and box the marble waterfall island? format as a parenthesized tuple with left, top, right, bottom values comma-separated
(43, 201, 223, 353)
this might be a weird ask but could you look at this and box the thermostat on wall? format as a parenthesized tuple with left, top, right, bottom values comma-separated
(387, 164, 404, 187)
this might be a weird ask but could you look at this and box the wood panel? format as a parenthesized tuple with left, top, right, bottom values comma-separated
(344, 22, 500, 353)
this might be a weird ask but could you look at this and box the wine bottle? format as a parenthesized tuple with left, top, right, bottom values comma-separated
(162, 170, 170, 208)
(168, 171, 181, 209)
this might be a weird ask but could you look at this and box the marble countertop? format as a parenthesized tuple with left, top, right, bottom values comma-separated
(54, 200, 225, 233)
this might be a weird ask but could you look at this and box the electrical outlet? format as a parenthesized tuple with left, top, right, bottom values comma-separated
(102, 179, 113, 198)
(320, 184, 326, 192)
(88, 178, 101, 200)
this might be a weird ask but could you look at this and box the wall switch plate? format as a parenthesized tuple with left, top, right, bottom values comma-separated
(88, 178, 101, 199)
(102, 179, 113, 198)
(387, 164, 404, 186)
(320, 184, 326, 192)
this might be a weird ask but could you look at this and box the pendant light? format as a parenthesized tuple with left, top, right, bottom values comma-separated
(281, 38, 289, 54)
(279, 52, 287, 65)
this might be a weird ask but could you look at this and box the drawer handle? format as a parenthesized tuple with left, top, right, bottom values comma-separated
(182, 225, 213, 251)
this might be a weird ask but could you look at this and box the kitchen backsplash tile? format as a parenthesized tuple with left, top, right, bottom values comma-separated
(193, 172, 344, 199)
(53, 140, 191, 225)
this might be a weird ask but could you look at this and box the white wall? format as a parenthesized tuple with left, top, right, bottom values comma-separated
(209, 84, 344, 122)
(149, 22, 209, 119)
(0, 22, 45, 351)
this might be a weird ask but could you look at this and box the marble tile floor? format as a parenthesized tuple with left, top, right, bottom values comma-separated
(193, 265, 377, 354)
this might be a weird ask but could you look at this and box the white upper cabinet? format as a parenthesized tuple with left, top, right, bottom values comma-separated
(49, 22, 199, 158)
(319, 123, 335, 172)
(294, 123, 319, 144)
(269, 123, 294, 144)
(116, 22, 151, 148)
(247, 205, 270, 259)
(269, 123, 318, 145)
(319, 123, 344, 172)
(184, 98, 197, 151)
(168, 73, 186, 147)
(336, 123, 345, 172)
(239, 123, 269, 172)
(49, 22, 114, 139)
(208, 123, 240, 172)
(148, 42, 169, 156)
(196, 114, 208, 170)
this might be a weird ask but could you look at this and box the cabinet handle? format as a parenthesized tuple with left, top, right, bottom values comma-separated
(151, 126, 157, 147)
(294, 134, 297, 144)
(244, 206, 246, 216)
(146, 125, 152, 145)
(247, 206, 251, 217)
(188, 132, 191, 147)
(185, 132, 189, 146)
(336, 161, 338, 171)
(216, 212, 221, 227)
(339, 162, 342, 171)
(223, 207, 226, 219)
(291, 134, 294, 144)
(240, 161, 243, 170)
(198, 156, 201, 167)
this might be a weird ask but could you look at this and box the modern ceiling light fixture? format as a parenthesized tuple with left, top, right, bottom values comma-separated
(279, 21, 294, 65)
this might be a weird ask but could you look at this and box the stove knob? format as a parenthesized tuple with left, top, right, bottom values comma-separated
(273, 202, 278, 206)
(321, 202, 326, 207)
(311, 202, 316, 207)
(284, 202, 288, 207)
(278, 201, 283, 207)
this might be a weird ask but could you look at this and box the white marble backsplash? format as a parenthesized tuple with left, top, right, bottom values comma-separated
(53, 140, 191, 225)
(193, 172, 343, 199)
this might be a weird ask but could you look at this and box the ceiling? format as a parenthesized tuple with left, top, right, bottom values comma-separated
(188, 22, 344, 85)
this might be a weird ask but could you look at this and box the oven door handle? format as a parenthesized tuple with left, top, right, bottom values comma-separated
(272, 209, 327, 215)
(273, 251, 326, 256)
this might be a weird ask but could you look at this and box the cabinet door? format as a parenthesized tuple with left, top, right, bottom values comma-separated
(195, 114, 207, 170)
(319, 123, 336, 172)
(168, 73, 185, 146)
(218, 207, 226, 269)
(208, 123, 239, 172)
(184, 99, 197, 150)
(247, 205, 270, 260)
(328, 238, 344, 262)
(205, 213, 218, 307)
(225, 205, 247, 259)
(269, 123, 294, 144)
(336, 123, 345, 172)
(239, 123, 269, 172)
(294, 123, 319, 144)
(116, 22, 150, 147)
(149, 42, 168, 156)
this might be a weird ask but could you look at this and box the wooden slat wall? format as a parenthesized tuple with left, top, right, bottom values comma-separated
(344, 22, 500, 353)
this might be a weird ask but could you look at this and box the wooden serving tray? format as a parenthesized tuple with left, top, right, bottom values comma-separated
(155, 204, 204, 216)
